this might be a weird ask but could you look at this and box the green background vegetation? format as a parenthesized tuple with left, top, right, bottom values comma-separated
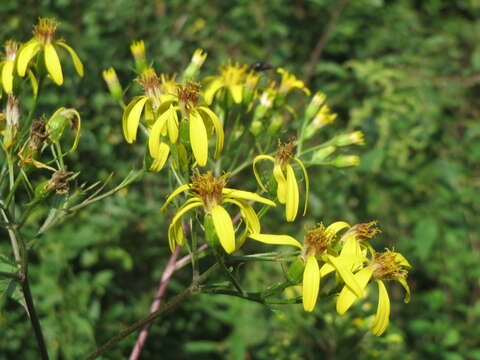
(1, 0, 480, 359)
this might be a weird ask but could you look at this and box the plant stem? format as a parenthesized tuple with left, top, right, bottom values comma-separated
(22, 275, 49, 360)
(85, 263, 219, 360)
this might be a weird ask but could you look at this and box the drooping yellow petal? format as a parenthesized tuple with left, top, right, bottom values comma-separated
(169, 220, 184, 252)
(327, 254, 363, 298)
(339, 235, 364, 271)
(149, 143, 170, 172)
(167, 201, 203, 252)
(17, 39, 40, 77)
(285, 164, 299, 222)
(67, 109, 81, 152)
(293, 157, 309, 216)
(1, 61, 14, 93)
(336, 267, 373, 315)
(166, 105, 179, 143)
(325, 221, 350, 236)
(372, 280, 390, 336)
(211, 205, 236, 254)
(222, 188, 276, 207)
(148, 110, 169, 157)
(56, 41, 84, 76)
(252, 155, 275, 192)
(161, 184, 191, 211)
(122, 96, 142, 141)
(204, 78, 224, 104)
(229, 84, 243, 103)
(273, 164, 287, 204)
(44, 43, 63, 85)
(189, 110, 209, 166)
(249, 233, 302, 248)
(126, 96, 149, 143)
(224, 198, 260, 234)
(303, 254, 320, 312)
(396, 277, 411, 303)
(198, 106, 224, 157)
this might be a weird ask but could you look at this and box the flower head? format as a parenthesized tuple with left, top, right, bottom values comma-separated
(248, 221, 364, 312)
(336, 247, 411, 336)
(17, 18, 84, 86)
(277, 68, 310, 96)
(161, 171, 276, 254)
(253, 139, 309, 222)
(204, 61, 248, 104)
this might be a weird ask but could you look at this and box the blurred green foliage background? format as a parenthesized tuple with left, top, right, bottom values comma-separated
(1, 0, 480, 359)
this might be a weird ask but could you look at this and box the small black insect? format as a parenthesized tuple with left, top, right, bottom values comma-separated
(249, 61, 275, 72)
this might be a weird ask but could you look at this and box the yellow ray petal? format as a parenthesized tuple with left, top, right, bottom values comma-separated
(211, 205, 236, 254)
(1, 60, 14, 93)
(148, 110, 169, 157)
(273, 164, 287, 204)
(229, 84, 243, 103)
(325, 221, 350, 236)
(252, 155, 275, 192)
(67, 109, 81, 152)
(17, 39, 40, 77)
(303, 254, 320, 312)
(224, 198, 260, 234)
(169, 220, 184, 252)
(248, 233, 302, 248)
(166, 105, 179, 143)
(336, 267, 373, 315)
(161, 184, 191, 211)
(372, 280, 390, 336)
(44, 43, 63, 85)
(327, 255, 363, 298)
(285, 164, 299, 222)
(319, 263, 335, 278)
(293, 157, 309, 216)
(168, 201, 203, 252)
(122, 97, 142, 141)
(198, 106, 224, 157)
(222, 188, 276, 207)
(149, 143, 170, 172)
(56, 41, 84, 76)
(126, 96, 149, 143)
(396, 277, 411, 304)
(189, 111, 208, 166)
(28, 69, 39, 96)
(204, 78, 224, 104)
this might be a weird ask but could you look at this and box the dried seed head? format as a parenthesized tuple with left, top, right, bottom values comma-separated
(29, 120, 49, 151)
(45, 170, 75, 195)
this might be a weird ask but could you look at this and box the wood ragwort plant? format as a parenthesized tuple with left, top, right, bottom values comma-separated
(0, 18, 411, 359)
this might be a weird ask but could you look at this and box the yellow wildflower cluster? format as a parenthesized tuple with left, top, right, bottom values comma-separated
(105, 42, 410, 337)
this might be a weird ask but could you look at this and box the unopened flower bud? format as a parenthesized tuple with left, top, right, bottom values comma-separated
(334, 131, 365, 147)
(130, 40, 147, 73)
(103, 68, 123, 100)
(311, 146, 336, 162)
(331, 155, 360, 168)
(305, 91, 327, 120)
(249, 119, 263, 135)
(3, 94, 19, 148)
(183, 49, 207, 80)
(267, 115, 283, 135)
(304, 105, 337, 139)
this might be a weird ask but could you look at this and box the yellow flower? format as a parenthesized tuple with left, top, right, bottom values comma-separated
(17, 18, 84, 86)
(161, 171, 276, 254)
(253, 140, 309, 222)
(249, 222, 364, 312)
(204, 61, 248, 104)
(277, 68, 310, 96)
(336, 249, 411, 336)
